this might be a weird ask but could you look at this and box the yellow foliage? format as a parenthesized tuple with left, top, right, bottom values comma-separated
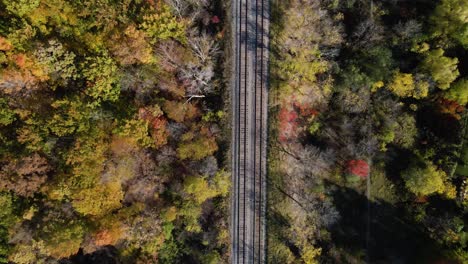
(0, 37, 13, 51)
(371, 81, 384, 92)
(301, 244, 322, 264)
(387, 71, 428, 99)
(162, 206, 178, 222)
(71, 182, 124, 217)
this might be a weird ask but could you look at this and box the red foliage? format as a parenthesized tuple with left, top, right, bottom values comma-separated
(438, 98, 465, 120)
(138, 107, 168, 148)
(211, 16, 221, 24)
(293, 101, 319, 117)
(278, 107, 299, 142)
(346, 159, 369, 178)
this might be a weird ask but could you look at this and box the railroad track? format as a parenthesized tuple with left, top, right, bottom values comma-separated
(231, 0, 269, 263)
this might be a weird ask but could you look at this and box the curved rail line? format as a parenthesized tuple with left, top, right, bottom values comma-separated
(231, 0, 269, 263)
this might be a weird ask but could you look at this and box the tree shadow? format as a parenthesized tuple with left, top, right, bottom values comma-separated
(325, 182, 460, 263)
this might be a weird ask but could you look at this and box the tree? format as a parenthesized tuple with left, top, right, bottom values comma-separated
(0, 98, 15, 126)
(393, 114, 417, 148)
(420, 49, 459, 90)
(387, 71, 428, 99)
(71, 182, 123, 217)
(402, 161, 446, 196)
(445, 78, 468, 105)
(0, 192, 19, 263)
(162, 100, 199, 123)
(34, 40, 77, 86)
(47, 98, 92, 137)
(108, 25, 153, 66)
(140, 4, 187, 44)
(183, 176, 219, 204)
(81, 51, 121, 103)
(177, 135, 218, 160)
(430, 0, 468, 47)
(0, 154, 50, 197)
(346, 160, 369, 178)
(115, 119, 154, 149)
(36, 216, 85, 259)
(2, 0, 40, 16)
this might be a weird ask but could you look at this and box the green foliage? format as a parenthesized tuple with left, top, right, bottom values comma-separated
(177, 136, 218, 160)
(370, 168, 398, 204)
(420, 49, 459, 90)
(115, 119, 154, 148)
(277, 47, 328, 83)
(158, 238, 184, 263)
(402, 161, 447, 196)
(82, 51, 121, 103)
(0, 193, 18, 263)
(357, 46, 395, 82)
(378, 126, 395, 151)
(0, 98, 15, 126)
(200, 251, 222, 264)
(37, 217, 85, 259)
(140, 5, 187, 44)
(430, 0, 468, 47)
(202, 111, 225, 122)
(179, 200, 202, 232)
(183, 176, 220, 204)
(47, 98, 92, 137)
(308, 121, 321, 135)
(446, 78, 468, 105)
(2, 0, 40, 17)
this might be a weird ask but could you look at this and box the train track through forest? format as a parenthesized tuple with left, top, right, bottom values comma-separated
(231, 0, 269, 263)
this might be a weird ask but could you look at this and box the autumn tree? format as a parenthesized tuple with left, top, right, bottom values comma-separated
(71, 182, 124, 217)
(0, 192, 19, 263)
(34, 40, 77, 86)
(2, 0, 39, 17)
(81, 51, 121, 103)
(430, 0, 468, 47)
(0, 98, 15, 126)
(387, 71, 428, 99)
(0, 154, 50, 197)
(108, 25, 153, 66)
(163, 100, 199, 123)
(445, 78, 468, 105)
(420, 49, 459, 90)
(177, 127, 218, 160)
(115, 119, 154, 149)
(35, 213, 85, 259)
(402, 161, 451, 197)
(140, 4, 187, 44)
(46, 97, 92, 137)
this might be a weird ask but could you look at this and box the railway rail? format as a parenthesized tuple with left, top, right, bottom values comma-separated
(231, 0, 269, 263)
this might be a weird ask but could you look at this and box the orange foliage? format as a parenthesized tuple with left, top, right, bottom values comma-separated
(14, 54, 27, 68)
(437, 98, 465, 120)
(138, 106, 169, 148)
(0, 37, 13, 51)
(278, 107, 298, 142)
(0, 53, 48, 94)
(163, 100, 200, 123)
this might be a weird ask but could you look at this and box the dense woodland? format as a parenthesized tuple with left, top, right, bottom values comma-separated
(0, 0, 229, 263)
(269, 0, 467, 263)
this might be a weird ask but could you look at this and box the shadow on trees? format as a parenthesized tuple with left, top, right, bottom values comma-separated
(324, 182, 457, 263)
(65, 246, 120, 264)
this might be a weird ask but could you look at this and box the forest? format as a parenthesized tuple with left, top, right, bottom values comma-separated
(268, 0, 467, 263)
(0, 0, 229, 263)
(1, 0, 467, 263)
